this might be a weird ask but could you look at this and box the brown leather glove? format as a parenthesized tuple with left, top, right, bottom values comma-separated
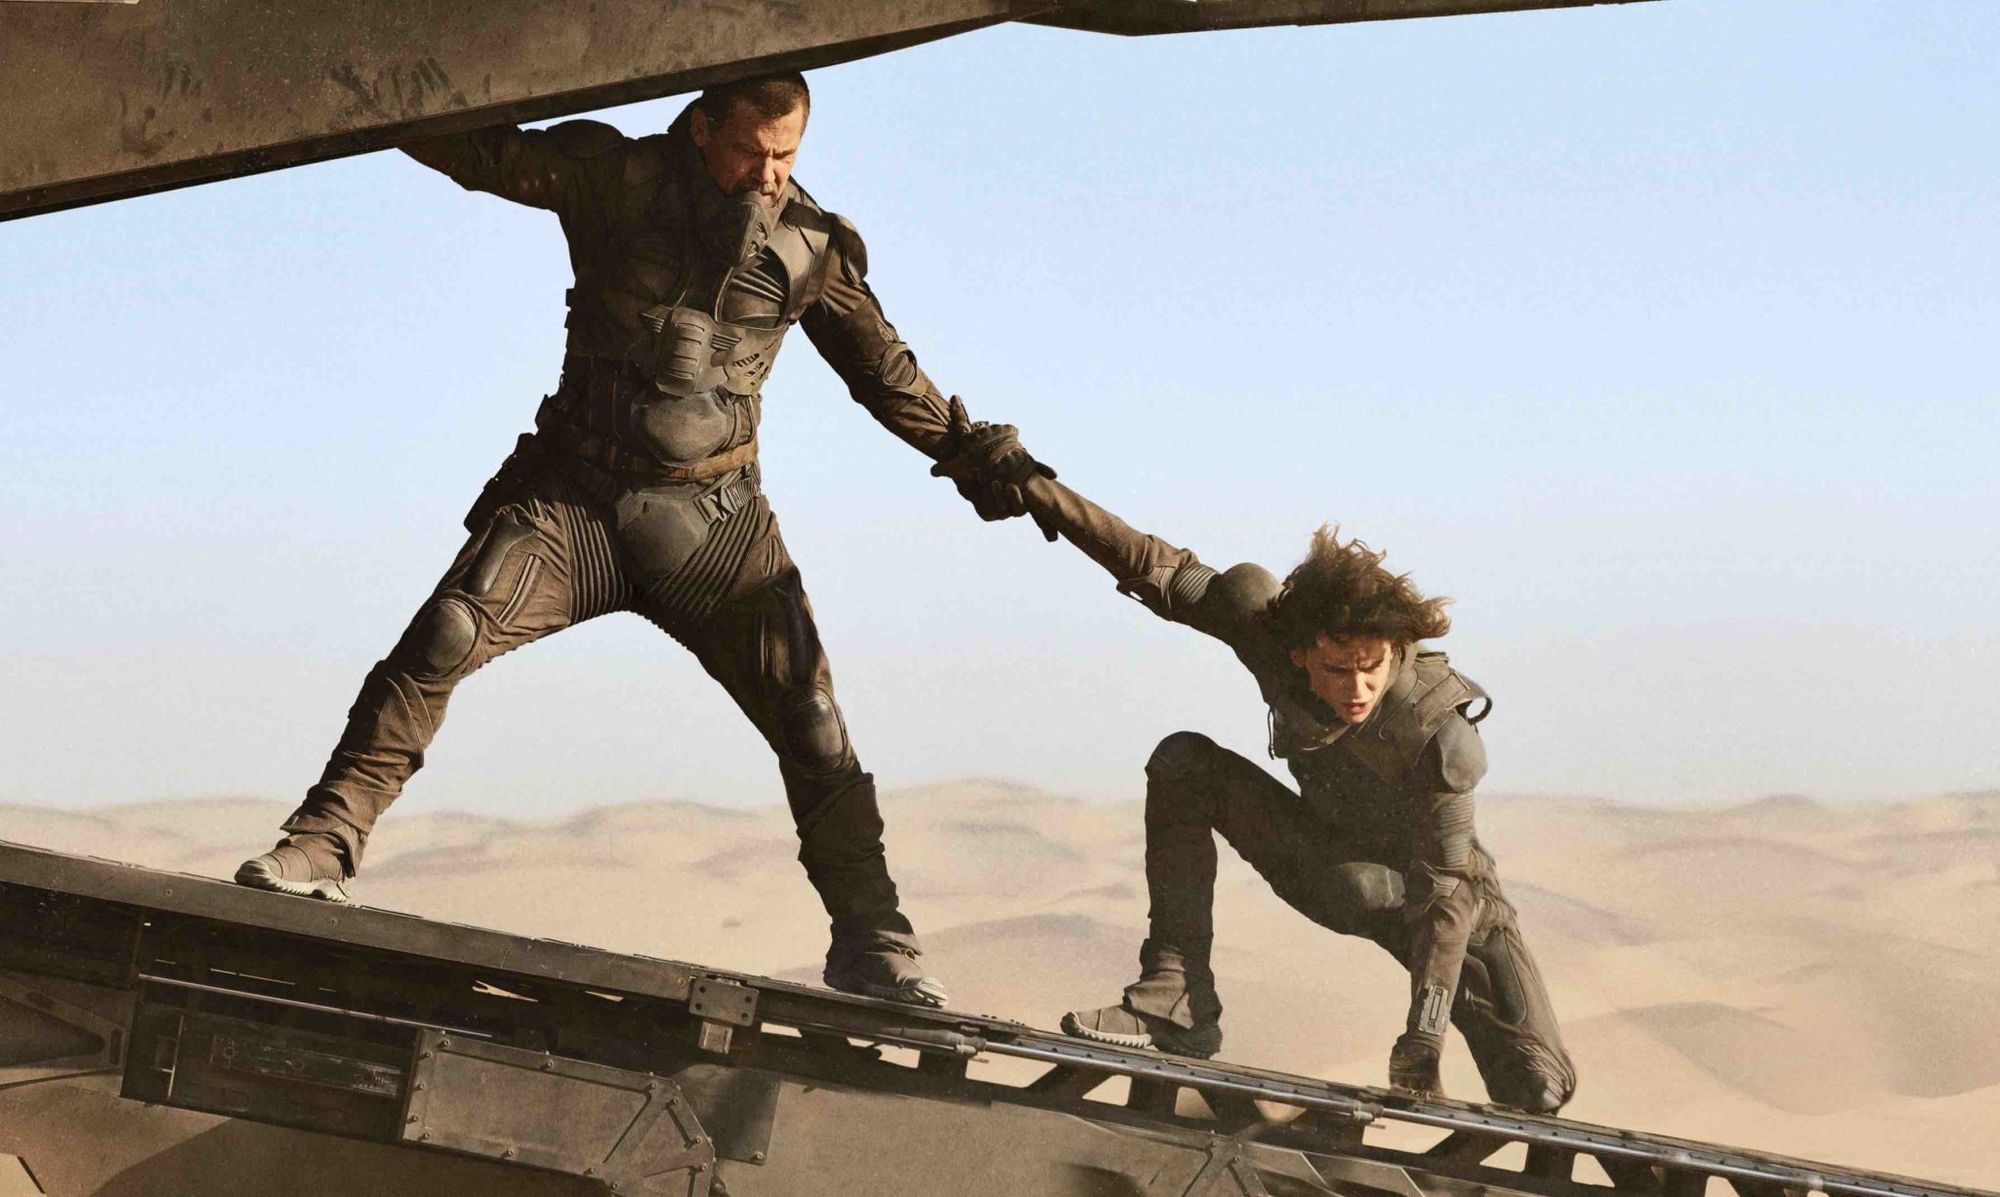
(1388, 1030, 1445, 1099)
(929, 396, 1058, 540)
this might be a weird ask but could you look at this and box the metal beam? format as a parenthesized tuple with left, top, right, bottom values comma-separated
(1028, 0, 1658, 36)
(0, 840, 1989, 1197)
(0, 0, 1044, 221)
(3, 0, 1664, 222)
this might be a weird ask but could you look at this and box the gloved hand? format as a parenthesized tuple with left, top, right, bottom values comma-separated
(1388, 1030, 1445, 1099)
(929, 396, 1059, 540)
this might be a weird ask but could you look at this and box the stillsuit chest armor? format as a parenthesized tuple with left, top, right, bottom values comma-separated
(1256, 649, 1488, 845)
(554, 147, 833, 468)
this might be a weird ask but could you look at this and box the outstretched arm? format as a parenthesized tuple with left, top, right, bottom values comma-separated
(1388, 719, 1488, 1098)
(799, 223, 959, 460)
(802, 222, 1061, 533)
(401, 119, 627, 213)
(1018, 474, 1271, 648)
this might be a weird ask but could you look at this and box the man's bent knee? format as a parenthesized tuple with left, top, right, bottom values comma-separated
(398, 596, 480, 679)
(1147, 731, 1221, 784)
(1332, 862, 1405, 915)
(1145, 731, 1226, 829)
(778, 685, 854, 777)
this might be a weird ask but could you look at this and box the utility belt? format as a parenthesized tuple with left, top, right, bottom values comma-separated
(537, 418, 759, 485)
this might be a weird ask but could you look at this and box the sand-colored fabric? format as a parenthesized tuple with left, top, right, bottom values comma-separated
(4, 786, 1996, 1186)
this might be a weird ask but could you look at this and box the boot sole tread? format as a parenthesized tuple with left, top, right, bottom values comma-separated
(1060, 1012, 1219, 1058)
(234, 862, 350, 903)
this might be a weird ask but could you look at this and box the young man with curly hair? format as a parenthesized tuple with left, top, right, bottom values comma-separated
(933, 413, 1575, 1110)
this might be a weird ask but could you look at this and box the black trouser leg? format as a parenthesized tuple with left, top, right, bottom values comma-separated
(284, 496, 608, 866)
(1446, 887, 1576, 1107)
(676, 521, 915, 959)
(1130, 731, 1380, 1030)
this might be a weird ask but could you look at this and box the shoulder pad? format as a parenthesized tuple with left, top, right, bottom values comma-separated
(547, 119, 628, 159)
(1432, 715, 1488, 793)
(828, 213, 867, 280)
(623, 134, 674, 190)
(1206, 562, 1280, 623)
(781, 184, 864, 279)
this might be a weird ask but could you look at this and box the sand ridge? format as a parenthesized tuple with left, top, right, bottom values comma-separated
(2, 786, 1996, 1186)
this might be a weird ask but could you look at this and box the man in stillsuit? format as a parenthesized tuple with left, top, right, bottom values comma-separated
(235, 74, 1033, 1008)
(944, 416, 1576, 1109)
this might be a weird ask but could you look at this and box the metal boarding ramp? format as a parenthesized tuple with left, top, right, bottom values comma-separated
(0, 840, 1985, 1197)
(1, 0, 1658, 222)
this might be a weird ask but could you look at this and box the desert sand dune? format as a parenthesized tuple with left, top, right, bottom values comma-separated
(2, 787, 1996, 1186)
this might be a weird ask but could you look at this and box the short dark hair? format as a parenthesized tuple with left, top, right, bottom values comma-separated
(695, 72, 811, 125)
(1268, 525, 1453, 651)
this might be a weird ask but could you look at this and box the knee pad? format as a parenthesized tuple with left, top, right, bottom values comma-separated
(1146, 731, 1219, 783)
(1331, 862, 1406, 915)
(778, 686, 851, 776)
(400, 596, 480, 679)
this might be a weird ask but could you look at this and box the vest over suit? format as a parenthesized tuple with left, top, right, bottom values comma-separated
(279, 114, 964, 957)
(1029, 480, 1575, 1107)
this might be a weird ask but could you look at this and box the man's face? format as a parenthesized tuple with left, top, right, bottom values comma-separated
(690, 100, 807, 208)
(1289, 634, 1398, 725)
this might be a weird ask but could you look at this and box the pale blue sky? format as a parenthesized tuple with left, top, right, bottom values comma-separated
(2, 1, 1995, 814)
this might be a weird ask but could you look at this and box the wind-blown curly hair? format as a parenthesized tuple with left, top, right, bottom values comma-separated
(1268, 525, 1452, 651)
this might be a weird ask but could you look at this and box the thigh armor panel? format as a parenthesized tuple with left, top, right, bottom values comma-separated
(620, 477, 772, 631)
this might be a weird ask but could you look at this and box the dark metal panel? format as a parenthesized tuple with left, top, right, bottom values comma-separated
(0, 972, 126, 1088)
(1029, 0, 1657, 35)
(0, 0, 1044, 221)
(401, 1029, 714, 1193)
(0, 840, 702, 1004)
(1, 840, 1991, 1197)
(122, 1001, 416, 1139)
(670, 1063, 782, 1165)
